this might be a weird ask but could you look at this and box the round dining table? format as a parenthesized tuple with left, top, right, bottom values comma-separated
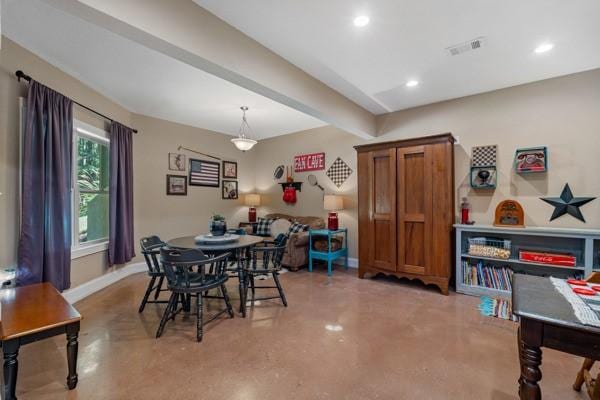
(167, 234, 266, 317)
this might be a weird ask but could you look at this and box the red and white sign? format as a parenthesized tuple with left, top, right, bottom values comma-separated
(294, 152, 325, 172)
(519, 250, 576, 267)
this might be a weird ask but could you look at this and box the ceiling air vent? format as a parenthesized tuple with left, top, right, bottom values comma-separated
(446, 37, 485, 56)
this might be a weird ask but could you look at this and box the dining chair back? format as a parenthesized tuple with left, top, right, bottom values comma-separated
(157, 248, 234, 342)
(138, 235, 169, 313)
(243, 236, 289, 314)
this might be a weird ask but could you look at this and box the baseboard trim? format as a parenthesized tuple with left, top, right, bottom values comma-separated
(63, 262, 146, 304)
(333, 257, 358, 268)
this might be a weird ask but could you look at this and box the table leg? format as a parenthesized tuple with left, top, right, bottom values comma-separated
(238, 248, 247, 317)
(519, 339, 542, 400)
(66, 322, 80, 390)
(3, 339, 19, 400)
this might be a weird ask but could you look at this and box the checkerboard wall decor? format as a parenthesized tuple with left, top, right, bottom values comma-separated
(326, 157, 353, 188)
(472, 145, 497, 167)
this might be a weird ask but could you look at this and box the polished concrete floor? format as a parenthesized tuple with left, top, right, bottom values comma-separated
(12, 268, 588, 399)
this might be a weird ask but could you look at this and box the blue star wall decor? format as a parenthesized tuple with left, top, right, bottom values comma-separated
(540, 183, 596, 222)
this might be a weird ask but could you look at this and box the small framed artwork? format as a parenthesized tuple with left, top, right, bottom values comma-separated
(189, 159, 220, 187)
(222, 180, 238, 199)
(166, 174, 187, 195)
(223, 161, 238, 179)
(515, 146, 547, 173)
(168, 153, 186, 171)
(470, 166, 497, 189)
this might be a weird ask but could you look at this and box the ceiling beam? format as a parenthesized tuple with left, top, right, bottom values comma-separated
(42, 0, 376, 138)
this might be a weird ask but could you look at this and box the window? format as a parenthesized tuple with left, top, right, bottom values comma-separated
(72, 121, 110, 256)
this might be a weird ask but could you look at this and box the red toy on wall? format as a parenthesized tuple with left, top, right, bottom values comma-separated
(283, 186, 297, 204)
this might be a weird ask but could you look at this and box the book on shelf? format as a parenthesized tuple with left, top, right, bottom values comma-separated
(462, 260, 513, 291)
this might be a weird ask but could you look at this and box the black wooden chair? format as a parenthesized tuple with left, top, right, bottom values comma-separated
(243, 235, 288, 315)
(139, 236, 170, 313)
(157, 248, 234, 342)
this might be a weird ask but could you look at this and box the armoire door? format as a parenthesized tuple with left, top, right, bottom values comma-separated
(396, 145, 432, 275)
(367, 148, 397, 271)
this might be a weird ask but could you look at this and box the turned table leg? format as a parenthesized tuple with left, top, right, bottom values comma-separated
(66, 322, 80, 390)
(518, 320, 543, 400)
(3, 339, 20, 400)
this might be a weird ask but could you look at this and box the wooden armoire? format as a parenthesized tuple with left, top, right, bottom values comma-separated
(355, 133, 455, 295)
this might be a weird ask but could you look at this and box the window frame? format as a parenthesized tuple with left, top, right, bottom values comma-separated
(71, 120, 110, 259)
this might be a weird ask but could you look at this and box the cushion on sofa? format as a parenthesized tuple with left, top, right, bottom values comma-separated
(271, 218, 292, 238)
(255, 218, 275, 236)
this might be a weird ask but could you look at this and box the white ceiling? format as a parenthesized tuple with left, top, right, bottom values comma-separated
(2, 0, 326, 139)
(196, 0, 600, 114)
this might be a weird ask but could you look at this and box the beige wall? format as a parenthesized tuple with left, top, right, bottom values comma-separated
(254, 126, 362, 258)
(0, 38, 256, 288)
(129, 113, 255, 265)
(2, 35, 600, 285)
(0, 37, 134, 287)
(255, 69, 600, 260)
(377, 68, 600, 229)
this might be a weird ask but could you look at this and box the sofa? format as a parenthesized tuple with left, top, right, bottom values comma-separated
(259, 213, 325, 271)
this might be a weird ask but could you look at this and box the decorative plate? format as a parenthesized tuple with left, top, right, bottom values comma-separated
(567, 279, 588, 286)
(573, 287, 596, 296)
(194, 233, 239, 243)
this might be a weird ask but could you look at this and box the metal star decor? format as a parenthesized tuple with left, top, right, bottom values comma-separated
(540, 184, 596, 222)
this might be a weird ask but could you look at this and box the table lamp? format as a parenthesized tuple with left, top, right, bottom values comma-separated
(324, 195, 343, 230)
(245, 193, 260, 223)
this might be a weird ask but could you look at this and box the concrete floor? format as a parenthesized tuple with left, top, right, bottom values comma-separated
(13, 268, 588, 399)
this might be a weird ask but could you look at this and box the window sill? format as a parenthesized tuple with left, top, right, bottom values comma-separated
(72, 241, 108, 260)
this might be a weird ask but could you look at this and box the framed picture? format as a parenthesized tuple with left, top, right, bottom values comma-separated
(168, 153, 186, 171)
(222, 180, 238, 199)
(189, 158, 220, 187)
(515, 146, 547, 173)
(166, 174, 187, 195)
(223, 161, 238, 178)
(470, 166, 497, 189)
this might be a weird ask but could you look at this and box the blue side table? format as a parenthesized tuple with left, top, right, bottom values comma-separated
(308, 228, 348, 276)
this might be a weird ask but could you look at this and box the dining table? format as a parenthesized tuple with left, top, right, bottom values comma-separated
(167, 234, 266, 317)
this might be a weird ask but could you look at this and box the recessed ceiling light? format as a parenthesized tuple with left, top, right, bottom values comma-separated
(406, 80, 419, 88)
(534, 43, 554, 54)
(353, 15, 370, 27)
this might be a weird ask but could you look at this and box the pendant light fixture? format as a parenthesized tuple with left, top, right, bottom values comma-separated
(231, 106, 257, 151)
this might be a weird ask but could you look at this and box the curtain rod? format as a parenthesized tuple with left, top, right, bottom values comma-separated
(15, 70, 138, 134)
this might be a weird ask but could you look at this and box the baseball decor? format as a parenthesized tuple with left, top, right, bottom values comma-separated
(540, 183, 596, 222)
(294, 152, 325, 172)
(494, 200, 525, 227)
(326, 157, 353, 188)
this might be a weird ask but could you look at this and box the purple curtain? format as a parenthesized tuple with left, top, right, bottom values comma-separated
(108, 121, 135, 265)
(17, 81, 73, 291)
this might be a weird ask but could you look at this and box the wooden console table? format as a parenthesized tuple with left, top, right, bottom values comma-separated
(513, 274, 600, 400)
(0, 283, 81, 400)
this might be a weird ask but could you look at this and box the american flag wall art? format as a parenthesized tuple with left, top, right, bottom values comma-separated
(189, 159, 220, 187)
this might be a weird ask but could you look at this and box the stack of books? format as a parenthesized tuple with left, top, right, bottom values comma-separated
(479, 296, 517, 321)
(462, 260, 513, 291)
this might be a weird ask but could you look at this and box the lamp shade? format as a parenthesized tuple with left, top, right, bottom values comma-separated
(231, 137, 257, 151)
(324, 195, 343, 211)
(245, 193, 261, 207)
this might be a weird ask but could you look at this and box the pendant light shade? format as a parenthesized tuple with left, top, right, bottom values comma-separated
(231, 106, 257, 151)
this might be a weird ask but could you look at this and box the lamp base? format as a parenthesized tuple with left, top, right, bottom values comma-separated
(327, 212, 339, 230)
(248, 207, 257, 223)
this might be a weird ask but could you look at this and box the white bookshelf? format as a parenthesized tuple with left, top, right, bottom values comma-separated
(455, 224, 600, 299)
